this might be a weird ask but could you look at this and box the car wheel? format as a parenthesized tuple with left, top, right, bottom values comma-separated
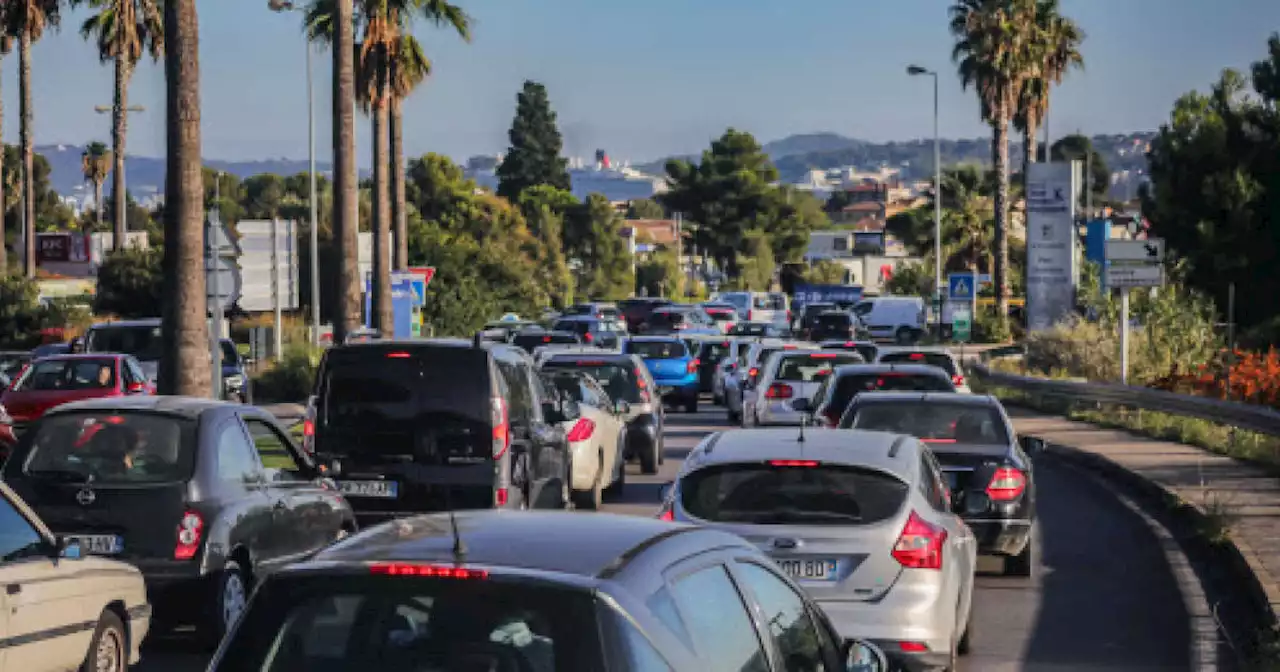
(958, 609, 974, 655)
(712, 392, 723, 406)
(211, 560, 250, 644)
(728, 407, 740, 423)
(571, 451, 604, 511)
(604, 454, 626, 499)
(684, 396, 698, 413)
(1005, 539, 1034, 577)
(81, 609, 126, 672)
(638, 435, 658, 474)
(895, 327, 914, 345)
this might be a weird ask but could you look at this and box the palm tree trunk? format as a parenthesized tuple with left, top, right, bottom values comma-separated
(333, 0, 361, 343)
(371, 102, 393, 336)
(160, 0, 210, 397)
(390, 98, 408, 270)
(1023, 123, 1038, 177)
(112, 55, 132, 250)
(19, 33, 35, 278)
(95, 180, 104, 228)
(0, 61, 7, 276)
(993, 116, 1011, 331)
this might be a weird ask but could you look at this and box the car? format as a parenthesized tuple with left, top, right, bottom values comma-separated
(617, 297, 673, 333)
(0, 480, 152, 671)
(874, 346, 970, 393)
(0, 354, 155, 437)
(660, 428, 978, 672)
(540, 368, 630, 509)
(807, 310, 860, 342)
(30, 342, 71, 358)
(532, 343, 617, 367)
(479, 319, 539, 343)
(852, 297, 926, 344)
(700, 302, 739, 333)
(726, 340, 817, 425)
(819, 339, 880, 363)
(219, 339, 252, 403)
(553, 315, 626, 348)
(643, 305, 721, 336)
(80, 319, 164, 380)
(2, 396, 355, 643)
(562, 301, 622, 322)
(794, 301, 837, 335)
(693, 337, 735, 395)
(623, 336, 701, 413)
(840, 392, 1040, 577)
(718, 290, 791, 326)
(511, 326, 583, 353)
(747, 350, 866, 426)
(728, 321, 790, 338)
(712, 338, 752, 405)
(305, 339, 574, 519)
(540, 352, 665, 475)
(207, 510, 891, 672)
(799, 364, 957, 428)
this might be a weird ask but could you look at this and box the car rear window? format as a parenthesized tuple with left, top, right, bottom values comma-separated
(699, 341, 732, 364)
(648, 311, 686, 327)
(219, 575, 604, 672)
(542, 360, 642, 403)
(13, 358, 117, 391)
(23, 412, 196, 484)
(514, 332, 579, 351)
(626, 340, 687, 359)
(827, 373, 954, 418)
(843, 402, 1010, 445)
(553, 320, 593, 335)
(878, 352, 957, 376)
(815, 313, 853, 327)
(680, 462, 908, 525)
(85, 325, 162, 362)
(774, 353, 864, 382)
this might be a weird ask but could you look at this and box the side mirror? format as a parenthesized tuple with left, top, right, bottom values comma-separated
(126, 382, 146, 395)
(613, 399, 631, 416)
(841, 639, 889, 672)
(57, 537, 82, 560)
(1019, 436, 1046, 455)
(790, 397, 812, 413)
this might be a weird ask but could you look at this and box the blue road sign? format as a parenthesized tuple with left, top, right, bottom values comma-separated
(948, 273, 975, 301)
(410, 278, 426, 306)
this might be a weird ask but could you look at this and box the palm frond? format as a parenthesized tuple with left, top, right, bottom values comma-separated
(415, 0, 471, 42)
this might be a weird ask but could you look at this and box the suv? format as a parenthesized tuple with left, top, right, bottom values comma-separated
(799, 364, 956, 428)
(643, 306, 720, 336)
(623, 336, 700, 413)
(552, 316, 625, 348)
(306, 339, 574, 520)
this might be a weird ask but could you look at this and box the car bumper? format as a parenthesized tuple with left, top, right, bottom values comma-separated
(966, 518, 1033, 556)
(755, 401, 807, 426)
(134, 559, 210, 623)
(656, 380, 699, 398)
(127, 603, 152, 664)
(818, 587, 956, 670)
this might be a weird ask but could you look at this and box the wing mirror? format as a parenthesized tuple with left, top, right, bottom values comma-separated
(841, 638, 889, 672)
(1019, 436, 1046, 455)
(57, 536, 82, 560)
(613, 399, 631, 416)
(790, 397, 812, 413)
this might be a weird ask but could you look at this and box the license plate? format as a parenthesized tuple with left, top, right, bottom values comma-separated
(658, 386, 674, 395)
(777, 558, 838, 581)
(68, 534, 122, 555)
(338, 480, 399, 498)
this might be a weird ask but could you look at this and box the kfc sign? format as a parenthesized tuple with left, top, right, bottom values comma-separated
(37, 234, 71, 262)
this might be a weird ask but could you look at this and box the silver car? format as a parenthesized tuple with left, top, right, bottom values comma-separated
(874, 346, 970, 393)
(748, 349, 865, 426)
(662, 428, 978, 671)
(726, 340, 816, 424)
(711, 338, 751, 405)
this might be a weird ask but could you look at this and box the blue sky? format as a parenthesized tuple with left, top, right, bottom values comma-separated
(8, 0, 1280, 166)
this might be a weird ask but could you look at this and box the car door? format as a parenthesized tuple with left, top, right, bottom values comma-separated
(524, 364, 567, 507)
(731, 560, 847, 672)
(662, 556, 770, 671)
(210, 418, 283, 571)
(242, 415, 338, 558)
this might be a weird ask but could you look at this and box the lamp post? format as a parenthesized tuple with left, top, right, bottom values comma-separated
(907, 65, 942, 336)
(269, 0, 321, 346)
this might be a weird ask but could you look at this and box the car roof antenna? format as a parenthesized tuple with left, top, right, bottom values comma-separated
(797, 412, 807, 443)
(444, 488, 467, 560)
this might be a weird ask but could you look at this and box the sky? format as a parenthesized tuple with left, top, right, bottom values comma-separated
(7, 0, 1280, 167)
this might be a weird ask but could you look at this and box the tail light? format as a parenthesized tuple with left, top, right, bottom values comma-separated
(635, 368, 651, 403)
(584, 332, 594, 343)
(747, 310, 754, 321)
(765, 383, 794, 399)
(986, 467, 1027, 501)
(566, 418, 596, 442)
(899, 642, 930, 653)
(370, 563, 489, 579)
(659, 508, 674, 522)
(491, 396, 511, 459)
(301, 417, 315, 453)
(687, 358, 699, 373)
(747, 367, 759, 380)
(892, 511, 947, 570)
(769, 459, 817, 467)
(174, 510, 205, 560)
(952, 374, 965, 387)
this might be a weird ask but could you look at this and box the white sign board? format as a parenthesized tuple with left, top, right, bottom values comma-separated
(1107, 264, 1164, 287)
(237, 220, 300, 312)
(1025, 162, 1078, 331)
(1106, 239, 1164, 263)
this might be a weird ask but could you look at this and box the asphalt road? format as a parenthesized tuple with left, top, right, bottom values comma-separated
(137, 404, 1193, 671)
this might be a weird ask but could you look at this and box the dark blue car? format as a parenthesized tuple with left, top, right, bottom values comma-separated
(623, 336, 700, 413)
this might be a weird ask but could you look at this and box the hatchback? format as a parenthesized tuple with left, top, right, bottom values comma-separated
(727, 341, 817, 424)
(747, 350, 865, 426)
(541, 369, 629, 509)
(799, 364, 956, 428)
(623, 336, 701, 413)
(875, 347, 970, 393)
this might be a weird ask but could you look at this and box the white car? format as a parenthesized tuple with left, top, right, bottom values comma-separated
(0, 481, 151, 671)
(748, 349, 867, 426)
(853, 296, 927, 344)
(732, 340, 818, 426)
(541, 369, 629, 510)
(874, 346, 971, 393)
(711, 339, 752, 405)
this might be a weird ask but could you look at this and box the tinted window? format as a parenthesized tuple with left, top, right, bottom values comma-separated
(774, 354, 863, 382)
(736, 563, 829, 672)
(680, 463, 908, 525)
(815, 313, 853, 327)
(24, 412, 195, 484)
(13, 358, 116, 391)
(216, 421, 263, 482)
(554, 320, 592, 335)
(878, 352, 957, 376)
(826, 372, 954, 417)
(843, 402, 1010, 444)
(86, 325, 162, 361)
(648, 312, 686, 328)
(699, 341, 732, 364)
(0, 494, 43, 561)
(541, 361, 641, 403)
(319, 348, 490, 431)
(670, 566, 768, 672)
(625, 340, 687, 359)
(496, 358, 535, 423)
(220, 341, 240, 365)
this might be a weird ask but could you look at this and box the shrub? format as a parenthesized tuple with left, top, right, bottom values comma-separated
(251, 345, 320, 403)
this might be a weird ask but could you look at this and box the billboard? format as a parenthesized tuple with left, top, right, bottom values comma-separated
(1025, 163, 1078, 331)
(236, 220, 300, 312)
(792, 283, 864, 305)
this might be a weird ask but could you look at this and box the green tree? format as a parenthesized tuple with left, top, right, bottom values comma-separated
(241, 173, 288, 219)
(0, 276, 59, 348)
(1044, 134, 1109, 204)
(884, 260, 934, 297)
(625, 198, 665, 220)
(519, 185, 577, 308)
(1013, 0, 1084, 176)
(94, 247, 162, 318)
(801, 260, 848, 285)
(571, 193, 632, 299)
(636, 244, 682, 298)
(732, 232, 775, 291)
(495, 80, 570, 201)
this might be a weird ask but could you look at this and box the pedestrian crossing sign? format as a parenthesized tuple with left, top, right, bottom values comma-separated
(948, 273, 975, 301)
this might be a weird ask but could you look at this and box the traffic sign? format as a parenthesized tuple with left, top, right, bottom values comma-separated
(408, 266, 436, 288)
(1105, 239, 1164, 263)
(205, 256, 242, 310)
(952, 306, 972, 343)
(948, 273, 975, 301)
(1107, 264, 1164, 288)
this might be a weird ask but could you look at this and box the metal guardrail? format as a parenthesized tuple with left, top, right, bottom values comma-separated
(970, 361, 1280, 438)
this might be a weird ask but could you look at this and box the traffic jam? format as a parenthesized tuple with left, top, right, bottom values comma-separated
(0, 294, 1036, 672)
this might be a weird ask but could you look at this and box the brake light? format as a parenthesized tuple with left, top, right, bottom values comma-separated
(765, 383, 794, 399)
(845, 341, 856, 347)
(952, 374, 965, 387)
(659, 509, 674, 522)
(747, 367, 759, 379)
(783, 344, 797, 350)
(584, 332, 594, 343)
(769, 459, 818, 467)
(909, 353, 925, 360)
(892, 511, 947, 570)
(687, 358, 699, 373)
(386, 352, 411, 359)
(922, 438, 957, 444)
(899, 642, 930, 653)
(303, 418, 314, 437)
(543, 336, 552, 343)
(986, 467, 1027, 501)
(495, 487, 509, 507)
(491, 396, 510, 459)
(810, 353, 838, 359)
(369, 563, 489, 579)
(747, 310, 754, 321)
(174, 510, 205, 560)
(566, 418, 596, 442)
(635, 368, 651, 402)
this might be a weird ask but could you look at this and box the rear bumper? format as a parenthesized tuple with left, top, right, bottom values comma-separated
(755, 401, 806, 426)
(966, 518, 1033, 556)
(135, 559, 211, 622)
(817, 586, 955, 667)
(656, 379, 699, 398)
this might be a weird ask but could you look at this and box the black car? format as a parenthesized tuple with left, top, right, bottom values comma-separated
(838, 392, 1039, 576)
(511, 327, 582, 353)
(794, 301, 836, 335)
(220, 339, 251, 403)
(618, 297, 672, 333)
(807, 310, 858, 341)
(818, 339, 879, 363)
(695, 338, 734, 393)
(209, 511, 892, 672)
(2, 396, 355, 641)
(798, 363, 956, 428)
(310, 339, 574, 520)
(727, 321, 789, 338)
(539, 352, 665, 475)
(553, 316, 624, 348)
(562, 301, 621, 322)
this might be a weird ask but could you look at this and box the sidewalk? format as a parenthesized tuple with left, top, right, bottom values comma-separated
(1008, 407, 1280, 628)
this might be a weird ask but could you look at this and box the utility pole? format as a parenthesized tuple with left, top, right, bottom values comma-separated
(907, 65, 942, 335)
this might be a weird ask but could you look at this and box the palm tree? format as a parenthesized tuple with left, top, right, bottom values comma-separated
(0, 35, 12, 276)
(1013, 0, 1084, 176)
(81, 141, 112, 228)
(940, 166, 996, 277)
(159, 0, 208, 396)
(4, 0, 62, 278)
(950, 0, 1039, 330)
(355, 7, 395, 337)
(75, 0, 164, 251)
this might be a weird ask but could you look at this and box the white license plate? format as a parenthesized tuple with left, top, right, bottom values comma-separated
(338, 480, 399, 498)
(777, 558, 838, 581)
(68, 534, 123, 555)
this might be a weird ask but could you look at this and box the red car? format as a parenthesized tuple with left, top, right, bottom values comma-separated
(0, 354, 155, 436)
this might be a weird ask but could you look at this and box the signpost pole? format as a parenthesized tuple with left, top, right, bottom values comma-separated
(208, 222, 223, 400)
(272, 218, 284, 359)
(971, 271, 978, 341)
(1120, 289, 1130, 385)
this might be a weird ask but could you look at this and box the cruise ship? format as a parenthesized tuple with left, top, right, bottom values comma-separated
(467, 150, 667, 202)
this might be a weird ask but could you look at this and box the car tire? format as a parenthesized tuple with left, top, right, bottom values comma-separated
(604, 454, 626, 499)
(683, 396, 698, 413)
(639, 438, 658, 475)
(207, 560, 251, 647)
(713, 392, 723, 406)
(1005, 539, 1034, 577)
(81, 609, 127, 672)
(957, 609, 973, 655)
(895, 326, 914, 345)
(572, 451, 604, 511)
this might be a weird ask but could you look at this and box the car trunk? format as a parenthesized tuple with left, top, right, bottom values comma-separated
(13, 479, 190, 559)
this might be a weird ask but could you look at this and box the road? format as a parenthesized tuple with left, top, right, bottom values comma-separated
(138, 405, 1192, 671)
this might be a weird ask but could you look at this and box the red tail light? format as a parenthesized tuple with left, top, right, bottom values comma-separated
(687, 358, 699, 373)
(369, 563, 489, 579)
(386, 352, 411, 359)
(783, 344, 797, 350)
(584, 332, 594, 343)
(302, 418, 314, 438)
(174, 510, 205, 560)
(769, 459, 818, 467)
(986, 467, 1027, 501)
(566, 418, 596, 442)
(491, 396, 510, 459)
(952, 374, 965, 387)
(747, 310, 754, 321)
(543, 336, 552, 343)
(922, 438, 957, 444)
(495, 487, 509, 507)
(892, 511, 947, 570)
(765, 383, 794, 399)
(909, 353, 925, 360)
(635, 368, 652, 402)
(810, 353, 838, 359)
(747, 367, 759, 379)
(899, 642, 930, 653)
(659, 509, 674, 522)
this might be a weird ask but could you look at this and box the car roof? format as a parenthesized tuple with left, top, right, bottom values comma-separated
(833, 363, 951, 377)
(849, 391, 999, 406)
(306, 511, 738, 580)
(877, 346, 957, 357)
(30, 353, 125, 361)
(45, 394, 234, 418)
(626, 335, 687, 343)
(687, 428, 918, 480)
(544, 352, 635, 365)
(87, 319, 160, 329)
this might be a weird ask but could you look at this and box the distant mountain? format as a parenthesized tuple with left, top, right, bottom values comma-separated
(762, 132, 865, 158)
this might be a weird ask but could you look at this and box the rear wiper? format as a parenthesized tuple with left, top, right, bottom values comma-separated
(27, 469, 92, 484)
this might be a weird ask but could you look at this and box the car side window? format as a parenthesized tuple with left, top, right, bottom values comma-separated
(735, 562, 834, 672)
(602, 605, 676, 672)
(0, 495, 44, 562)
(669, 565, 769, 671)
(496, 359, 532, 425)
(244, 418, 301, 475)
(216, 420, 264, 483)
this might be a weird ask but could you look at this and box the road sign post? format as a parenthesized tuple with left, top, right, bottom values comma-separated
(205, 211, 241, 399)
(952, 306, 972, 344)
(1105, 238, 1165, 384)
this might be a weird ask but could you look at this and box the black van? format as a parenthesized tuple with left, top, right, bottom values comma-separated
(310, 339, 573, 522)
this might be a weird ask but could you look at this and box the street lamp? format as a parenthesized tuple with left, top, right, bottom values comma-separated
(269, 0, 321, 347)
(907, 64, 942, 335)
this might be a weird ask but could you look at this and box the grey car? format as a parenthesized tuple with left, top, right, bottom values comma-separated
(209, 510, 891, 671)
(662, 428, 978, 672)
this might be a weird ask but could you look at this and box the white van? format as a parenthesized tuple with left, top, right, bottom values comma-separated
(853, 296, 926, 344)
(717, 291, 790, 327)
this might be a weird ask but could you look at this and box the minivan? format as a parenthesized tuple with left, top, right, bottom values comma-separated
(852, 297, 926, 344)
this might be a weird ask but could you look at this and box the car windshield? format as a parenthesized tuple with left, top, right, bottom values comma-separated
(24, 412, 195, 484)
(626, 340, 687, 359)
(541, 361, 641, 403)
(844, 402, 1011, 444)
(13, 359, 116, 391)
(85, 325, 162, 362)
(879, 351, 957, 376)
(680, 463, 908, 525)
(774, 353, 864, 382)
